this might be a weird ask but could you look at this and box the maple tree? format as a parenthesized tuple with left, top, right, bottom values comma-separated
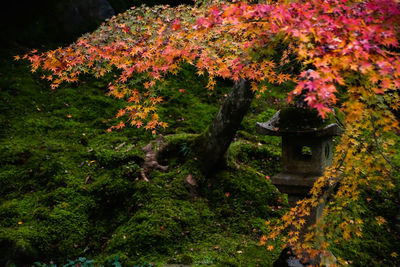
(22, 0, 400, 264)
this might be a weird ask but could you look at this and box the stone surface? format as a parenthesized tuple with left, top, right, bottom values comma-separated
(257, 109, 341, 267)
(281, 136, 334, 175)
(256, 110, 343, 137)
(256, 109, 342, 199)
(271, 172, 320, 198)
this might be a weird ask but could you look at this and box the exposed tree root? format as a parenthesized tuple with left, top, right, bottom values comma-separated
(140, 136, 169, 181)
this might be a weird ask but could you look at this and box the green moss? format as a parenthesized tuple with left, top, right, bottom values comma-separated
(0, 190, 92, 263)
(277, 107, 334, 131)
(158, 65, 230, 135)
(107, 197, 204, 255)
(0, 54, 288, 265)
(201, 167, 287, 230)
(226, 140, 281, 176)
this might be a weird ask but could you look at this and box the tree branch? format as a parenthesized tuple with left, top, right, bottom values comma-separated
(371, 116, 400, 173)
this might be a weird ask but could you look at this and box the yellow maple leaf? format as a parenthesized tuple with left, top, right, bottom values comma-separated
(376, 216, 386, 226)
(343, 230, 351, 240)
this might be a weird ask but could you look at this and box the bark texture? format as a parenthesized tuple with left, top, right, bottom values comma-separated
(141, 136, 168, 181)
(198, 79, 254, 172)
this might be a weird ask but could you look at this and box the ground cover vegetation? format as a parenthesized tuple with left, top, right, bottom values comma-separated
(0, 46, 286, 266)
(1, 0, 400, 266)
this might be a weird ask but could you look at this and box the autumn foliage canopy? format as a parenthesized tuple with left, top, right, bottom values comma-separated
(22, 0, 400, 264)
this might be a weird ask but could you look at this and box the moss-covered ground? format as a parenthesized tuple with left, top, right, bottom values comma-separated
(0, 45, 292, 266)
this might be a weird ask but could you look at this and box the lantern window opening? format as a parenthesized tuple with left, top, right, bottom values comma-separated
(297, 145, 313, 161)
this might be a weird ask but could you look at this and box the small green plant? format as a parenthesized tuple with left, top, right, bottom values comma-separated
(33, 257, 94, 267)
(105, 255, 122, 267)
(105, 254, 153, 267)
(33, 262, 57, 267)
(179, 143, 191, 157)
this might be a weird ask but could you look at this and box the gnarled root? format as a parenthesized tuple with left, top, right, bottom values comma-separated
(140, 136, 168, 181)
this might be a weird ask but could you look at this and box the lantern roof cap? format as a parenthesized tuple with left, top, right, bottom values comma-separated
(256, 109, 343, 137)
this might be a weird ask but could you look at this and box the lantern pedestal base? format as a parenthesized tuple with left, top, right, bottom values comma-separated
(271, 172, 319, 205)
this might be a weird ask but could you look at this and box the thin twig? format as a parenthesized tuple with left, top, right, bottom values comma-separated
(371, 116, 400, 173)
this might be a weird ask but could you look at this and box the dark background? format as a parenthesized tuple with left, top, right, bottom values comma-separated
(0, 0, 193, 48)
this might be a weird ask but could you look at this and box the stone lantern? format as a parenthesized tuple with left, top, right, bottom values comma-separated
(256, 108, 342, 203)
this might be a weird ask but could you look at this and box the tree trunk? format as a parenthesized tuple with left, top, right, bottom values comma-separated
(197, 78, 254, 173)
